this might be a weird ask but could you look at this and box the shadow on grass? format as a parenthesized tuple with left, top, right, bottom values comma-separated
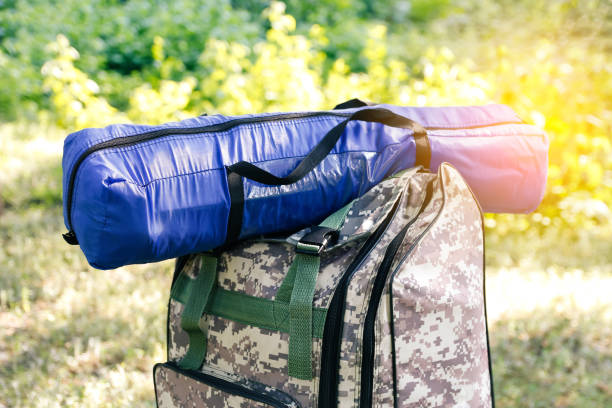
(490, 306, 612, 408)
(0, 158, 63, 213)
(0, 276, 168, 406)
(1, 313, 137, 376)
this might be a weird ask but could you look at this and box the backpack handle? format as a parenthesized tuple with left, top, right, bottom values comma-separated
(333, 97, 371, 109)
(223, 107, 430, 246)
(227, 107, 430, 185)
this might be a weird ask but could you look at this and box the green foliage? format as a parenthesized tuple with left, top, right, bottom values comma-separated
(37, 3, 493, 122)
(0, 0, 258, 119)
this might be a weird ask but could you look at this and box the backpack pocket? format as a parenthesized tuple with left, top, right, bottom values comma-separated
(154, 362, 301, 408)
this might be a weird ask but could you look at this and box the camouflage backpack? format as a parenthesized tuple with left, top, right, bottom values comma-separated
(154, 163, 494, 407)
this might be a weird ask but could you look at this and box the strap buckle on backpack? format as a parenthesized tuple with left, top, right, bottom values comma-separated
(296, 226, 339, 255)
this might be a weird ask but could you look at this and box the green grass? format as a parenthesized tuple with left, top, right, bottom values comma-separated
(0, 123, 610, 407)
(0, 124, 173, 406)
(487, 269, 612, 407)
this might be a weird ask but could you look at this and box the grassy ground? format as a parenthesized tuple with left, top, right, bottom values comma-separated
(1, 123, 610, 407)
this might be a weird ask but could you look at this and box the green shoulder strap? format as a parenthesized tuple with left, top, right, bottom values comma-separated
(284, 201, 353, 380)
(177, 255, 218, 370)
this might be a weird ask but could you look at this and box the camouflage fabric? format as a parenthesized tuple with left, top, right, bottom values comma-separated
(388, 164, 491, 407)
(336, 171, 441, 407)
(205, 316, 321, 407)
(371, 172, 440, 408)
(154, 363, 300, 408)
(368, 173, 442, 408)
(157, 163, 492, 408)
(371, 290, 394, 408)
(167, 299, 187, 362)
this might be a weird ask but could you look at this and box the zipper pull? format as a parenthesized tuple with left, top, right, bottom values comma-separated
(62, 230, 79, 245)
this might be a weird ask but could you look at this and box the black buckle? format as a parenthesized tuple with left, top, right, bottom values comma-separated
(295, 226, 339, 255)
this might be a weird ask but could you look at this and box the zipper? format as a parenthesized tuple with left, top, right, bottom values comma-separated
(318, 195, 402, 408)
(358, 225, 409, 407)
(62, 111, 351, 243)
(424, 120, 522, 131)
(155, 362, 300, 408)
(358, 180, 435, 407)
(385, 178, 446, 408)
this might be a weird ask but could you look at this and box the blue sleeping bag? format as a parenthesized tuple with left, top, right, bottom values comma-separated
(62, 101, 548, 269)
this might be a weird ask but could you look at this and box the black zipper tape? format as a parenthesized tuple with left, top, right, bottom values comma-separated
(154, 362, 300, 408)
(317, 195, 403, 408)
(359, 180, 434, 407)
(359, 225, 409, 407)
(386, 176, 448, 407)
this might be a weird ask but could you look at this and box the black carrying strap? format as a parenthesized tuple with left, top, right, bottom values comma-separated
(227, 108, 430, 185)
(225, 170, 245, 247)
(333, 98, 371, 109)
(224, 106, 431, 246)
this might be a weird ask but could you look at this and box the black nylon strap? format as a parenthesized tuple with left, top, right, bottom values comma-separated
(414, 125, 431, 169)
(335, 99, 431, 168)
(336, 99, 431, 168)
(224, 168, 244, 245)
(227, 108, 430, 186)
(333, 98, 370, 109)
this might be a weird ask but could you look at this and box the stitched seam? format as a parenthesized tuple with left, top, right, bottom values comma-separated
(75, 116, 358, 159)
(72, 114, 335, 147)
(426, 119, 521, 127)
(406, 118, 522, 128)
(68, 115, 341, 159)
(427, 132, 545, 138)
(373, 310, 382, 408)
(68, 116, 227, 147)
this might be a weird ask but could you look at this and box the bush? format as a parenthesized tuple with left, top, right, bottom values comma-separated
(0, 0, 259, 120)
